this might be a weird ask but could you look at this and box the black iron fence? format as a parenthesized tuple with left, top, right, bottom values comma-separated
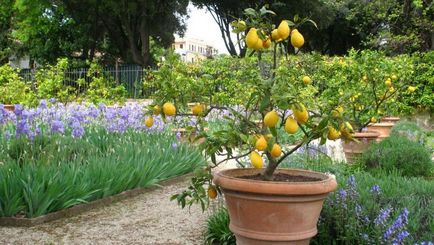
(19, 64, 155, 98)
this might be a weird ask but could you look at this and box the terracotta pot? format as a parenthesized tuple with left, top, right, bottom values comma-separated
(3, 105, 14, 112)
(342, 131, 380, 162)
(367, 122, 394, 141)
(214, 168, 337, 244)
(381, 117, 400, 124)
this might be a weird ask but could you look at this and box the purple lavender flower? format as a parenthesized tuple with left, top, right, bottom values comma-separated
(384, 208, 409, 241)
(39, 100, 47, 109)
(14, 105, 24, 117)
(72, 126, 85, 138)
(49, 98, 56, 103)
(374, 207, 392, 226)
(392, 230, 409, 244)
(371, 185, 381, 195)
(171, 143, 178, 150)
(361, 233, 370, 242)
(176, 131, 182, 141)
(50, 120, 65, 134)
(337, 189, 348, 209)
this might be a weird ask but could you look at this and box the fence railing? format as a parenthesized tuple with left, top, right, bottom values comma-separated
(19, 65, 156, 99)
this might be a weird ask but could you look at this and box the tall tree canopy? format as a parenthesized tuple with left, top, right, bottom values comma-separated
(11, 0, 189, 66)
(192, 0, 433, 56)
(0, 0, 14, 64)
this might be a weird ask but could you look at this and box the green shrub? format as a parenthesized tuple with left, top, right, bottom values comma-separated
(0, 64, 36, 105)
(362, 136, 433, 177)
(204, 207, 235, 245)
(314, 171, 434, 244)
(390, 121, 427, 144)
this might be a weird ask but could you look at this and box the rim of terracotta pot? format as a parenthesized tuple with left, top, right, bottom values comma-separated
(214, 168, 337, 196)
(368, 122, 395, 127)
(352, 131, 380, 138)
(382, 116, 400, 122)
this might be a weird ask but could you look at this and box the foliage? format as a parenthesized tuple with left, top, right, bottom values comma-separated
(204, 207, 236, 245)
(0, 102, 204, 218)
(35, 58, 77, 102)
(79, 61, 127, 105)
(390, 121, 427, 144)
(314, 172, 434, 244)
(0, 64, 36, 105)
(11, 0, 188, 66)
(346, 0, 434, 54)
(0, 0, 14, 64)
(318, 49, 416, 130)
(398, 51, 434, 112)
(362, 136, 433, 177)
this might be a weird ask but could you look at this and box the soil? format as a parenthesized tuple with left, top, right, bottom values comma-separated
(240, 173, 322, 182)
(0, 176, 208, 245)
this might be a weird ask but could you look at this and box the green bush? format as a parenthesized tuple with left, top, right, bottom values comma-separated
(0, 129, 204, 218)
(390, 121, 427, 144)
(362, 136, 433, 177)
(204, 207, 235, 245)
(0, 64, 36, 105)
(314, 171, 434, 244)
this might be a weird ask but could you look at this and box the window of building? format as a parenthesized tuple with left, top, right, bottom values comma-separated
(179, 44, 183, 49)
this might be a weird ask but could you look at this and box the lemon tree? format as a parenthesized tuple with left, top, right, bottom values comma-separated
(168, 5, 355, 208)
(319, 50, 416, 131)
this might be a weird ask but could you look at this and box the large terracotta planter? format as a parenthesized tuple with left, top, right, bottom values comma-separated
(367, 122, 394, 141)
(342, 131, 380, 162)
(381, 117, 400, 124)
(213, 168, 337, 244)
(3, 105, 14, 112)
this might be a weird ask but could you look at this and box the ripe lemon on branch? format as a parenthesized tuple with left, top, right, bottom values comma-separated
(263, 111, 279, 128)
(290, 29, 304, 48)
(250, 151, 264, 168)
(292, 104, 309, 124)
(163, 102, 176, 116)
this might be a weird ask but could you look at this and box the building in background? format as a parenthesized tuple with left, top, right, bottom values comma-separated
(173, 37, 218, 62)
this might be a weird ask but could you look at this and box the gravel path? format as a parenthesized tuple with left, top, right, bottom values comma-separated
(0, 176, 208, 245)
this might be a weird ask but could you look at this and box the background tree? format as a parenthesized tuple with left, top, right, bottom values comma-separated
(12, 0, 189, 66)
(346, 0, 434, 54)
(0, 0, 14, 64)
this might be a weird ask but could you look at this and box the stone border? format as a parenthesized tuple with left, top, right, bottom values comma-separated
(0, 173, 192, 227)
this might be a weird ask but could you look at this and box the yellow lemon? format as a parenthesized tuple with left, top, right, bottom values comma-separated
(263, 37, 272, 49)
(277, 21, 290, 40)
(255, 136, 268, 151)
(389, 87, 395, 93)
(250, 151, 263, 168)
(327, 126, 341, 140)
(271, 29, 281, 41)
(284, 116, 299, 134)
(407, 86, 416, 93)
(191, 103, 205, 116)
(153, 105, 161, 115)
(292, 104, 309, 124)
(336, 106, 344, 113)
(246, 28, 260, 49)
(362, 75, 368, 81)
(145, 116, 154, 128)
(207, 185, 218, 199)
(371, 117, 377, 123)
(340, 122, 354, 139)
(385, 78, 392, 88)
(290, 29, 305, 48)
(391, 74, 397, 80)
(270, 144, 282, 158)
(163, 102, 176, 116)
(302, 75, 312, 85)
(264, 111, 279, 128)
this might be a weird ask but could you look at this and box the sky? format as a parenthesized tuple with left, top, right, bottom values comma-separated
(181, 4, 229, 54)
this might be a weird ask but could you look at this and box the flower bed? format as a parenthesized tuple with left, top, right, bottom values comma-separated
(0, 101, 204, 218)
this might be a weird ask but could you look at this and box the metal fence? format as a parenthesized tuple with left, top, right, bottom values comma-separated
(19, 64, 155, 98)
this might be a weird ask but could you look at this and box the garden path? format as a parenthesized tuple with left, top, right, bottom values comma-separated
(0, 176, 208, 245)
